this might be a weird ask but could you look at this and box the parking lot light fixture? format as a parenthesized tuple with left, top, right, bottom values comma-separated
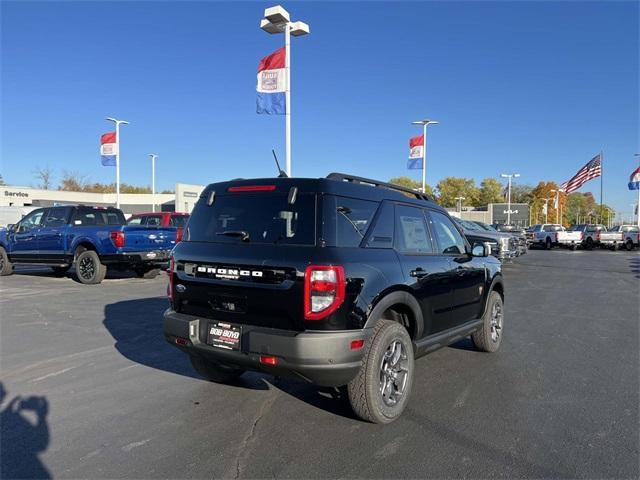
(105, 117, 129, 209)
(412, 119, 439, 194)
(149, 154, 158, 213)
(500, 173, 520, 225)
(260, 5, 310, 177)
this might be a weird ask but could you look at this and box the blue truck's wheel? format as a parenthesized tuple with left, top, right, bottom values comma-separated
(75, 250, 107, 284)
(0, 246, 13, 276)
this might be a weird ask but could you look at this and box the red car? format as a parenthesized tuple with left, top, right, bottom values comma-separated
(126, 212, 189, 242)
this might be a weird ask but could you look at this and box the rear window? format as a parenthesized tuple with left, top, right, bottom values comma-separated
(74, 208, 125, 226)
(170, 216, 187, 228)
(186, 193, 316, 245)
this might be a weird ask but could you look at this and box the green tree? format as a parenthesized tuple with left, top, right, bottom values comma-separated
(478, 178, 504, 205)
(510, 184, 534, 204)
(388, 176, 434, 198)
(435, 177, 480, 208)
(59, 171, 89, 191)
(0, 174, 5, 186)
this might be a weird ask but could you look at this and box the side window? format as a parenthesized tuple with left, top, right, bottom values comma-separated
(18, 209, 45, 230)
(127, 217, 143, 226)
(43, 207, 70, 227)
(74, 209, 99, 226)
(394, 205, 433, 254)
(335, 197, 378, 247)
(428, 210, 466, 255)
(365, 202, 394, 248)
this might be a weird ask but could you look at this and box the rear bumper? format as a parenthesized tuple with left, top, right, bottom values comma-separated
(163, 309, 371, 387)
(100, 250, 171, 266)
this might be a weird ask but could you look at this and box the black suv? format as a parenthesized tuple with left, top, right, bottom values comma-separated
(164, 174, 505, 423)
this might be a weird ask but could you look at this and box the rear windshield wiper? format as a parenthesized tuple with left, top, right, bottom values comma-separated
(216, 230, 250, 242)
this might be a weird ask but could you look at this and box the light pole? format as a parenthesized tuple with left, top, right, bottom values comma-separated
(412, 119, 438, 194)
(500, 173, 520, 225)
(550, 189, 563, 224)
(454, 196, 466, 213)
(105, 117, 129, 209)
(544, 198, 552, 224)
(260, 5, 310, 177)
(149, 154, 158, 212)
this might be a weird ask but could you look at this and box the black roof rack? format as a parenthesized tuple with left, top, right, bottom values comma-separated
(326, 172, 434, 201)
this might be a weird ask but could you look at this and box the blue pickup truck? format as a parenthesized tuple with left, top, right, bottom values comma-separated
(0, 205, 178, 284)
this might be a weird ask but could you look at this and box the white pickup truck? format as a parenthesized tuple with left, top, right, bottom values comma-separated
(570, 224, 624, 250)
(608, 225, 640, 251)
(528, 224, 582, 250)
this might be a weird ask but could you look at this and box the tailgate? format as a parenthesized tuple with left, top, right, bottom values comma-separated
(172, 243, 306, 331)
(557, 231, 581, 241)
(121, 226, 176, 251)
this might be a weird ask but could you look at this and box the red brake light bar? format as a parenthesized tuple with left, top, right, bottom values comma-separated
(228, 185, 276, 193)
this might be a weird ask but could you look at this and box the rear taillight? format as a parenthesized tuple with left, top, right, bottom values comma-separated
(110, 231, 125, 248)
(176, 227, 183, 243)
(167, 256, 175, 302)
(304, 265, 346, 321)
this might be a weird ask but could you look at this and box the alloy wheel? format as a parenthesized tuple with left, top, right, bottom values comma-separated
(379, 340, 409, 407)
(79, 256, 95, 280)
(490, 301, 503, 342)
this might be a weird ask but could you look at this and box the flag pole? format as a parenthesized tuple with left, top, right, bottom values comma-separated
(599, 150, 603, 223)
(116, 121, 121, 209)
(285, 22, 291, 177)
(422, 123, 427, 193)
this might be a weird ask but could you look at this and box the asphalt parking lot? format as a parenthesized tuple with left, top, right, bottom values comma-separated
(1, 249, 638, 479)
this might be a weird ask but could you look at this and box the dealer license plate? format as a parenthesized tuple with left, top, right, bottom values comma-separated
(207, 322, 242, 351)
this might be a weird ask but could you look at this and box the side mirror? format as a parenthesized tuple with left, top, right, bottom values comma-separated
(472, 242, 491, 257)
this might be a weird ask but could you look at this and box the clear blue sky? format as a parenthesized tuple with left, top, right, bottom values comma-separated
(1, 1, 638, 215)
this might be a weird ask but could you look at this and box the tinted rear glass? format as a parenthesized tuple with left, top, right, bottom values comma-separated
(186, 193, 315, 245)
(170, 216, 187, 228)
(74, 208, 125, 226)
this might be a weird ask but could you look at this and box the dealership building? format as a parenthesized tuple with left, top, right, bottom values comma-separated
(1, 183, 205, 217)
(448, 203, 531, 227)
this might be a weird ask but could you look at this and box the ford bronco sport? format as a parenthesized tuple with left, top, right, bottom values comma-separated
(163, 173, 505, 423)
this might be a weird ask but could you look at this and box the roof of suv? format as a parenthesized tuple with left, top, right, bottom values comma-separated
(200, 173, 446, 213)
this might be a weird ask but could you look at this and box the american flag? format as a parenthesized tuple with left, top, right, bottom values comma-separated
(560, 154, 602, 193)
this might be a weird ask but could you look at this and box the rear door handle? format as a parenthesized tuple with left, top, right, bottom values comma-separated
(410, 267, 429, 278)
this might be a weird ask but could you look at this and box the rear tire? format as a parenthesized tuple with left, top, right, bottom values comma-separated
(626, 240, 635, 251)
(0, 246, 13, 276)
(472, 291, 504, 353)
(570, 244, 577, 251)
(51, 266, 71, 276)
(347, 320, 414, 424)
(189, 355, 245, 383)
(75, 250, 107, 284)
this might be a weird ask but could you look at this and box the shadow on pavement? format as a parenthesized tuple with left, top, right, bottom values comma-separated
(630, 256, 640, 279)
(12, 265, 140, 281)
(0, 383, 51, 480)
(103, 297, 357, 419)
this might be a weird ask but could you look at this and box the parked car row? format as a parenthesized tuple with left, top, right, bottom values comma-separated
(526, 223, 639, 251)
(0, 206, 189, 283)
(453, 219, 525, 262)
